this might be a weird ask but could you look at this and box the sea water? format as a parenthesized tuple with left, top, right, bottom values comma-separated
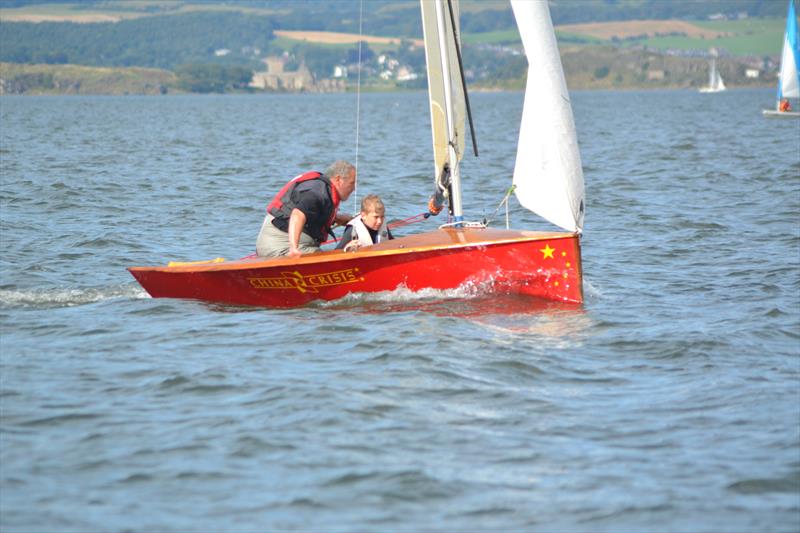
(1, 89, 798, 532)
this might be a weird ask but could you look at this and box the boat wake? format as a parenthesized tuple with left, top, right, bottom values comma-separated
(318, 285, 480, 308)
(317, 283, 592, 340)
(0, 284, 148, 309)
(317, 282, 581, 316)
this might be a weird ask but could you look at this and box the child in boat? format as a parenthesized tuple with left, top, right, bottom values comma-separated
(336, 194, 394, 252)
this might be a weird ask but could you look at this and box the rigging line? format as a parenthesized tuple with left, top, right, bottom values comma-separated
(485, 184, 516, 227)
(353, 0, 364, 215)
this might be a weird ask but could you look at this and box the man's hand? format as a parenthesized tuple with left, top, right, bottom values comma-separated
(343, 240, 362, 252)
(287, 208, 307, 258)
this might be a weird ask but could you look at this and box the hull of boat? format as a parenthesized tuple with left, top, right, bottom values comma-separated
(129, 228, 583, 307)
(763, 109, 800, 118)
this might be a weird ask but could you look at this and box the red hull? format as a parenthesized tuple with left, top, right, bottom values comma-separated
(128, 228, 582, 307)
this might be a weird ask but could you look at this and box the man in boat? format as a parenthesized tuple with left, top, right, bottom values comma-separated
(336, 194, 394, 252)
(780, 99, 792, 112)
(256, 160, 356, 258)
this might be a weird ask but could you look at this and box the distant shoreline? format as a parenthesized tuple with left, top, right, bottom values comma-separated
(0, 59, 775, 96)
(0, 85, 776, 97)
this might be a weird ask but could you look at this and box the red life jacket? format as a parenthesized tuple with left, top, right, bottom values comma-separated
(267, 171, 340, 240)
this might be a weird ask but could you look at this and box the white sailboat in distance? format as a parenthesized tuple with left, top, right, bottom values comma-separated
(699, 55, 726, 93)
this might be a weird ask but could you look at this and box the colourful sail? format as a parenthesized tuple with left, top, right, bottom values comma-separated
(778, 0, 800, 101)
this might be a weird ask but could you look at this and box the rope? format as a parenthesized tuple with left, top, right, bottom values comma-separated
(387, 212, 430, 230)
(485, 184, 516, 229)
(353, 0, 364, 214)
(438, 220, 486, 229)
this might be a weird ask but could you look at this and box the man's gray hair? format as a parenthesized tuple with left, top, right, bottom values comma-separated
(326, 160, 355, 180)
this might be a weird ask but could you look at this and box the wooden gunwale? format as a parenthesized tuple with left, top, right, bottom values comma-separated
(129, 228, 579, 274)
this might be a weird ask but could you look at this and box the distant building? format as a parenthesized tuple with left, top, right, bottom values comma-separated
(647, 70, 665, 80)
(249, 56, 345, 92)
(214, 49, 231, 57)
(746, 69, 760, 79)
(249, 57, 314, 91)
(396, 66, 418, 82)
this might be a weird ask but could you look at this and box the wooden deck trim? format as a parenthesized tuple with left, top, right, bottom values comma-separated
(129, 228, 579, 274)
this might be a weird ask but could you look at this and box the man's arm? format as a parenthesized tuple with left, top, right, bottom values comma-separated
(334, 211, 352, 226)
(287, 208, 307, 258)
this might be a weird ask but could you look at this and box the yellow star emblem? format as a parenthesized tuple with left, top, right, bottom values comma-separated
(540, 244, 555, 259)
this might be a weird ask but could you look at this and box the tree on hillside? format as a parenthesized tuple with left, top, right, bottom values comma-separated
(0, 12, 275, 69)
(175, 63, 252, 93)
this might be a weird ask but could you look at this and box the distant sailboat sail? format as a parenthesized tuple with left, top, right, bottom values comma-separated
(510, 0, 585, 233)
(699, 57, 726, 93)
(764, 0, 800, 117)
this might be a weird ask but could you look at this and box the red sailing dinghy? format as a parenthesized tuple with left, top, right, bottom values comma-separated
(129, 0, 586, 308)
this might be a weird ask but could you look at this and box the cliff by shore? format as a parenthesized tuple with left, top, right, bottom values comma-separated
(0, 63, 176, 95)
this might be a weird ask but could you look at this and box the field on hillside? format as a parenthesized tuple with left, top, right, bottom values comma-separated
(0, 2, 282, 23)
(459, 18, 785, 57)
(0, 1, 784, 59)
(273, 30, 422, 47)
(269, 16, 784, 57)
(557, 18, 784, 56)
(557, 19, 728, 39)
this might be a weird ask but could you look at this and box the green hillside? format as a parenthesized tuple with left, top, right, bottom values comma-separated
(0, 0, 789, 94)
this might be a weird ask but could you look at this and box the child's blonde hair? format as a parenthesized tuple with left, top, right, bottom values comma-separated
(360, 194, 385, 214)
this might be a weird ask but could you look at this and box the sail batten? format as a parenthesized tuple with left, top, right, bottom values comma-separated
(510, 0, 585, 233)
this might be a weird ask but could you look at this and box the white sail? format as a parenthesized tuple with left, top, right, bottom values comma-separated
(710, 59, 726, 91)
(779, 0, 799, 100)
(715, 70, 726, 91)
(699, 55, 726, 93)
(510, 0, 585, 233)
(420, 0, 466, 219)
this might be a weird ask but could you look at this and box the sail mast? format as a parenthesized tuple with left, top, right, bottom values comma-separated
(421, 0, 466, 223)
(433, 0, 463, 222)
(710, 58, 716, 87)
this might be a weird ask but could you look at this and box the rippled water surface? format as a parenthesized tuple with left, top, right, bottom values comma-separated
(1, 89, 799, 532)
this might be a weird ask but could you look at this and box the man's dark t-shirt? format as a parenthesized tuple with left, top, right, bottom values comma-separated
(271, 179, 334, 242)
